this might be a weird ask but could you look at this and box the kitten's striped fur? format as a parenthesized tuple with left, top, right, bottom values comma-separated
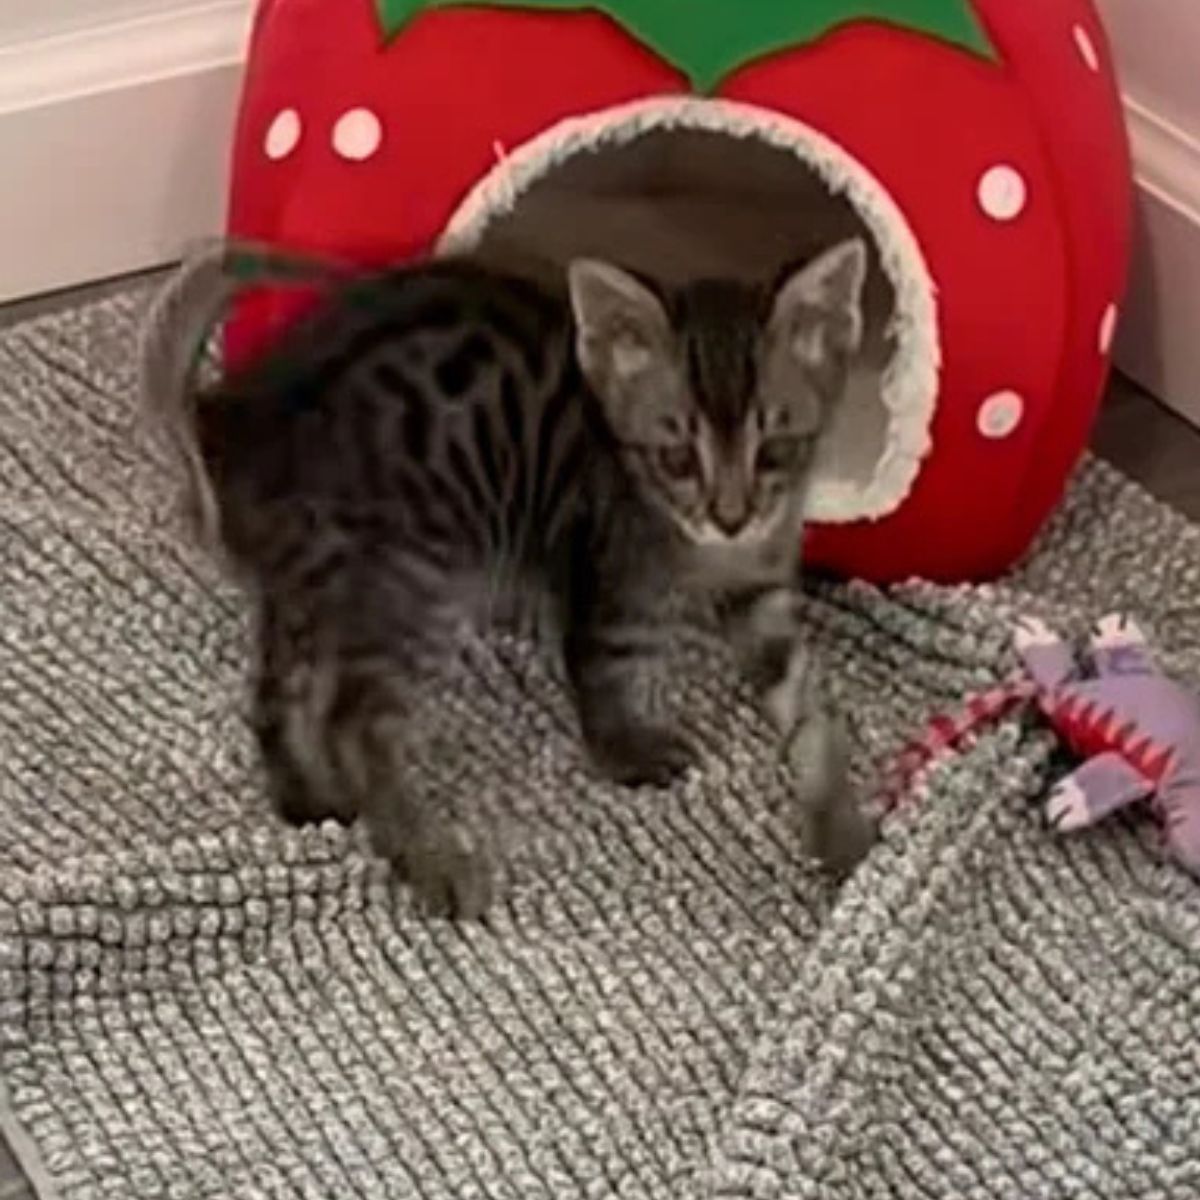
(149, 241, 876, 916)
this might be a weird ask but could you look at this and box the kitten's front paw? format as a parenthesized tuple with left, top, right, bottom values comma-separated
(811, 794, 879, 880)
(398, 830, 494, 921)
(269, 773, 356, 828)
(785, 711, 877, 878)
(591, 723, 696, 788)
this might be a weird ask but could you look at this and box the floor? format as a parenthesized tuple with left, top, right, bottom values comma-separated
(1092, 375, 1200, 521)
(0, 270, 1197, 1198)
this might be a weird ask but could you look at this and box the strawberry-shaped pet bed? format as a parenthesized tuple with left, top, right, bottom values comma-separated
(225, 0, 1132, 583)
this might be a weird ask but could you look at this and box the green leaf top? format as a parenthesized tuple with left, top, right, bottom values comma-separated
(374, 0, 997, 92)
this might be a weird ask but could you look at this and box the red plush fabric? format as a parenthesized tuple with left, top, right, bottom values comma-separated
(225, 0, 1131, 583)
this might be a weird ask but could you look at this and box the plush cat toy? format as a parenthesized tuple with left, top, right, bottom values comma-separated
(876, 613, 1200, 874)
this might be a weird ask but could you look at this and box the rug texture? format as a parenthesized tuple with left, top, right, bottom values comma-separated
(1, 290, 1198, 1200)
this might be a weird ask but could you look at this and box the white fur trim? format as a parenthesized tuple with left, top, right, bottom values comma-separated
(437, 95, 941, 525)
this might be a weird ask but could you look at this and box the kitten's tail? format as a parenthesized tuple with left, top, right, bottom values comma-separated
(138, 238, 348, 553)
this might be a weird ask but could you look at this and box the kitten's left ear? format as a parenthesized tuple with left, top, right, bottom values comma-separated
(769, 239, 868, 367)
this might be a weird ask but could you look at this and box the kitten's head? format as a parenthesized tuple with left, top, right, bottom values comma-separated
(568, 240, 867, 583)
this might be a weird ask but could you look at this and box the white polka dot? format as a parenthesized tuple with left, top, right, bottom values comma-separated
(978, 166, 1028, 222)
(1074, 25, 1100, 72)
(264, 108, 301, 160)
(978, 391, 1025, 440)
(1099, 303, 1119, 355)
(333, 107, 383, 161)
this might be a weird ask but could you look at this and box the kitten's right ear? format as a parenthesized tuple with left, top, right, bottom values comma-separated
(567, 259, 673, 390)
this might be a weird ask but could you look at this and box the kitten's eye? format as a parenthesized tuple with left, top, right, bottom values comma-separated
(756, 438, 805, 473)
(657, 444, 700, 481)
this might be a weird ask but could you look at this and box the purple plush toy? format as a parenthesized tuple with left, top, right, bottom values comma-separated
(875, 613, 1200, 877)
(1014, 614, 1200, 874)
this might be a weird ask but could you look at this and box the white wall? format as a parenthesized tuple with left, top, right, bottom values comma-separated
(1094, 0, 1200, 426)
(0, 0, 215, 43)
(0, 0, 252, 301)
(1096, 0, 1200, 131)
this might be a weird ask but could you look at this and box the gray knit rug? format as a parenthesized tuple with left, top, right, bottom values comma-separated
(1, 289, 1199, 1200)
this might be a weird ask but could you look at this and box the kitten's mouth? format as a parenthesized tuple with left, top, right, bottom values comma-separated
(682, 506, 799, 588)
(437, 96, 939, 526)
(692, 504, 787, 550)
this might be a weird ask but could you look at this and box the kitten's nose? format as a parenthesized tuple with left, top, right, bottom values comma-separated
(711, 471, 750, 536)
(711, 505, 748, 537)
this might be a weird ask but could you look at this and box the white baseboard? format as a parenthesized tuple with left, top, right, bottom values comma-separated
(0, 1, 253, 303)
(1115, 97, 1200, 428)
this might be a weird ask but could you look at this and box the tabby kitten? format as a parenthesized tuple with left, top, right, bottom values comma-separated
(151, 239, 873, 917)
